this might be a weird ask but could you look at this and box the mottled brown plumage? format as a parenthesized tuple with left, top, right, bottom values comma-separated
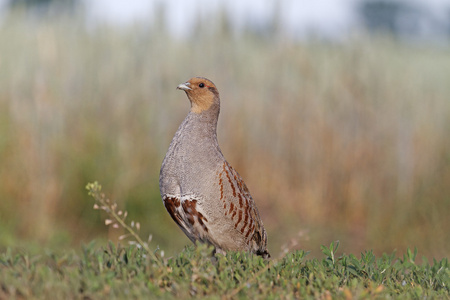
(159, 77, 269, 258)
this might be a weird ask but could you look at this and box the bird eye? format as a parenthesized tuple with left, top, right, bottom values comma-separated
(199, 83, 205, 88)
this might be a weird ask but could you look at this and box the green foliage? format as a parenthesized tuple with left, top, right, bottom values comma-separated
(1, 243, 448, 299)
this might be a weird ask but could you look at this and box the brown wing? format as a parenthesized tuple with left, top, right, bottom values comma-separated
(163, 196, 210, 244)
(219, 161, 269, 255)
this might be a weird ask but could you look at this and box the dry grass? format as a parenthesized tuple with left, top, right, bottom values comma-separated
(0, 12, 449, 259)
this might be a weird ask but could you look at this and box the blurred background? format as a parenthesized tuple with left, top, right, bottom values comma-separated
(0, 0, 449, 260)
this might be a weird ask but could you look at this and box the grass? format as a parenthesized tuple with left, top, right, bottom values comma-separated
(78, 182, 449, 299)
(0, 8, 450, 261)
(1, 242, 448, 299)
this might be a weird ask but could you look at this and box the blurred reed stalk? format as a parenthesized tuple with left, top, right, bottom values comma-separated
(0, 9, 449, 259)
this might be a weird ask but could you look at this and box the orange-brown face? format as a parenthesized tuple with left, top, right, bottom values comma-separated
(177, 77, 219, 114)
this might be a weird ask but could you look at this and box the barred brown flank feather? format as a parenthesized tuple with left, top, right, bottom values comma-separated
(236, 210, 242, 228)
(184, 199, 208, 232)
(245, 224, 253, 238)
(219, 173, 224, 201)
(243, 209, 249, 229)
(160, 77, 270, 258)
(246, 216, 254, 238)
(164, 197, 209, 234)
(224, 163, 237, 197)
(238, 194, 243, 208)
(163, 197, 183, 228)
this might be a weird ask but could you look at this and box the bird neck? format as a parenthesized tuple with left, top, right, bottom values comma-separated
(188, 101, 220, 131)
(175, 103, 220, 148)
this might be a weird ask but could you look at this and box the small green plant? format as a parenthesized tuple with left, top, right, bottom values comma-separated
(321, 240, 340, 266)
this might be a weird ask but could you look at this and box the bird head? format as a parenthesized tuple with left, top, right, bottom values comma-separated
(177, 77, 219, 114)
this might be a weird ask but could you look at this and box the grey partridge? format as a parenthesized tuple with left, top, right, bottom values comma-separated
(159, 77, 270, 258)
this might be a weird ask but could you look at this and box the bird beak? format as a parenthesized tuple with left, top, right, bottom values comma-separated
(176, 82, 192, 91)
